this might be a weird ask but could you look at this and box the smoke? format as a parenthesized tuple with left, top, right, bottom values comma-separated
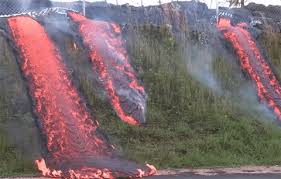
(24, 0, 52, 9)
(184, 42, 222, 93)
(42, 13, 73, 34)
(182, 38, 276, 120)
(179, 18, 277, 120)
(19, 0, 32, 10)
(68, 12, 147, 125)
(238, 83, 276, 120)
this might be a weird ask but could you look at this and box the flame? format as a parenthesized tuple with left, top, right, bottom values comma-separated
(68, 12, 147, 125)
(8, 15, 155, 178)
(73, 42, 77, 50)
(217, 18, 281, 120)
(146, 164, 157, 175)
(35, 158, 115, 179)
(35, 159, 62, 177)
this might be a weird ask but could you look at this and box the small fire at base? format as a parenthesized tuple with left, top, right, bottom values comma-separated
(8, 15, 155, 178)
(35, 159, 62, 177)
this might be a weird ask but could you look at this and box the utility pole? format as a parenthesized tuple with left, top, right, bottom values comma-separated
(116, 0, 118, 5)
(83, 0, 86, 16)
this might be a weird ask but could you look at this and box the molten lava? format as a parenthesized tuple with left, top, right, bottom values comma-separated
(68, 12, 147, 125)
(8, 16, 156, 178)
(217, 18, 281, 119)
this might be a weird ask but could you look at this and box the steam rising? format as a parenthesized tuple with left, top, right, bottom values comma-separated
(179, 15, 279, 120)
(7, 11, 155, 178)
(184, 43, 222, 93)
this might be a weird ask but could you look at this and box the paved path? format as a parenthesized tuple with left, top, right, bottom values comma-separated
(147, 166, 281, 179)
(2, 174, 281, 179)
(147, 174, 281, 179)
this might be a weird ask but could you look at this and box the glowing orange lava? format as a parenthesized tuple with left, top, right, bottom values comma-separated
(68, 12, 147, 125)
(217, 18, 281, 119)
(8, 16, 155, 178)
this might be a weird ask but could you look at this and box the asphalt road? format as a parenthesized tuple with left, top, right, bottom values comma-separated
(2, 174, 281, 179)
(147, 174, 281, 179)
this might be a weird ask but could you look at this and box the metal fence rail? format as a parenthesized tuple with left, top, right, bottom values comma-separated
(0, 0, 218, 17)
(0, 0, 32, 15)
(0, 0, 279, 19)
(0, 0, 83, 17)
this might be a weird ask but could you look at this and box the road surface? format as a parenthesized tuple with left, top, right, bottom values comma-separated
(147, 174, 281, 178)
(147, 166, 281, 178)
(3, 166, 281, 179)
(2, 174, 281, 178)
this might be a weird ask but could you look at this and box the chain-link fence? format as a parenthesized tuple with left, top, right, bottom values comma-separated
(0, 0, 84, 17)
(0, 0, 33, 16)
(0, 0, 215, 17)
(0, 0, 280, 18)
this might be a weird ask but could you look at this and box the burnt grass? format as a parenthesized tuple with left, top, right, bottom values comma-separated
(1, 22, 281, 176)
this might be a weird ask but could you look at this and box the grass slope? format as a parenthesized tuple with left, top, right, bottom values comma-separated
(0, 34, 38, 176)
(1, 23, 281, 176)
(100, 27, 281, 168)
(63, 25, 281, 169)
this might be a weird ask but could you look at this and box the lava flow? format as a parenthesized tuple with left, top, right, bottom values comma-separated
(68, 12, 147, 125)
(8, 16, 156, 178)
(217, 18, 281, 119)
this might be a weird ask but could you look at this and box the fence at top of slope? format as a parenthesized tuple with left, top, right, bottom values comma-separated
(0, 0, 234, 17)
(0, 0, 82, 17)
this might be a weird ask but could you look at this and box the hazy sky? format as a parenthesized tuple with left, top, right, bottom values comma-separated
(52, 0, 281, 9)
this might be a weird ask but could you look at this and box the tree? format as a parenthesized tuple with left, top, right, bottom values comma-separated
(227, 0, 245, 7)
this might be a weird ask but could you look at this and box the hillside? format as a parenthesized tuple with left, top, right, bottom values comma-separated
(0, 1, 281, 178)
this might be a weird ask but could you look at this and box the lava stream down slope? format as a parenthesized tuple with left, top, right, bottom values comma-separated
(7, 16, 156, 178)
(217, 18, 281, 120)
(68, 12, 147, 126)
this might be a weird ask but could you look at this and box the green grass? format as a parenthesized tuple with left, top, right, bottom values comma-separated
(258, 30, 281, 80)
(1, 23, 281, 176)
(0, 131, 36, 176)
(0, 34, 38, 176)
(62, 25, 281, 169)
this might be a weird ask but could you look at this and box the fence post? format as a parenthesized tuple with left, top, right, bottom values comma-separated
(216, 0, 219, 24)
(83, 0, 86, 16)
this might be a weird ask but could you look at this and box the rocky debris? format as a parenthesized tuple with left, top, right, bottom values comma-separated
(85, 1, 281, 34)
(85, 1, 210, 31)
(246, 3, 281, 32)
(1, 1, 280, 33)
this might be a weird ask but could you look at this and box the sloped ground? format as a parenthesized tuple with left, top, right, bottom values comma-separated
(93, 25, 281, 169)
(1, 12, 281, 177)
(258, 31, 281, 79)
(0, 31, 41, 176)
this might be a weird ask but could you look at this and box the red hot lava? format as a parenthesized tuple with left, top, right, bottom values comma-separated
(8, 16, 156, 178)
(217, 18, 281, 119)
(68, 12, 147, 126)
